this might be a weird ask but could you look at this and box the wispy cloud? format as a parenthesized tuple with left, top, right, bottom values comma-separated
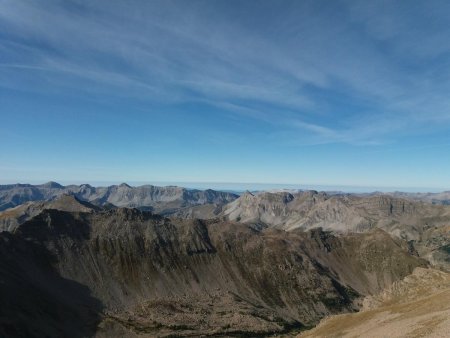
(1, 0, 450, 146)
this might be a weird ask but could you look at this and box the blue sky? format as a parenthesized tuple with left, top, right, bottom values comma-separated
(1, 0, 450, 191)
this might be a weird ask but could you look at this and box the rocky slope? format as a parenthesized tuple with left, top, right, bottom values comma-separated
(0, 182, 238, 213)
(0, 207, 426, 337)
(3, 188, 449, 271)
(221, 191, 450, 234)
(0, 194, 100, 232)
(0, 231, 103, 338)
(219, 190, 450, 270)
(299, 267, 450, 338)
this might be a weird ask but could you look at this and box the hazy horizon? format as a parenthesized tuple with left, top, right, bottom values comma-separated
(0, 180, 448, 194)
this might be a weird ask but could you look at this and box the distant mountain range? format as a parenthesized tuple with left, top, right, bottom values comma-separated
(0, 182, 238, 213)
(384, 190, 450, 205)
(2, 182, 450, 214)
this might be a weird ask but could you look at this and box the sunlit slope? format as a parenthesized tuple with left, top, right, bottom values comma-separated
(299, 267, 450, 338)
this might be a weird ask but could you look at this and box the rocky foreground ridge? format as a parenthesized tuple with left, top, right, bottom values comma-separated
(0, 203, 427, 337)
(0, 183, 449, 336)
(3, 187, 449, 271)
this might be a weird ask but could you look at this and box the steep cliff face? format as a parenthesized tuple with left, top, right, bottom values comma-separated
(222, 191, 440, 233)
(220, 191, 450, 269)
(220, 191, 450, 241)
(1, 208, 427, 337)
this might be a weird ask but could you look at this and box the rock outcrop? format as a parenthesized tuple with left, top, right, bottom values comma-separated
(219, 191, 450, 270)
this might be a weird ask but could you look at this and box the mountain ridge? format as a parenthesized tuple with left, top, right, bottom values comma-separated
(2, 184, 449, 271)
(0, 206, 427, 337)
(0, 182, 239, 213)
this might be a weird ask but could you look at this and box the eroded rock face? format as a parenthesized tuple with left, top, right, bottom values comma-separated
(222, 191, 445, 233)
(219, 191, 450, 270)
(0, 208, 427, 337)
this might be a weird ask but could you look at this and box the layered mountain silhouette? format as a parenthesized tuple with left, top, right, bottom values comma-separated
(1, 184, 449, 270)
(0, 182, 238, 214)
(0, 183, 449, 336)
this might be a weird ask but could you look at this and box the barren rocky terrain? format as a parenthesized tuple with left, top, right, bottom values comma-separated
(0, 205, 427, 337)
(299, 267, 450, 338)
(217, 191, 450, 271)
(0, 183, 449, 337)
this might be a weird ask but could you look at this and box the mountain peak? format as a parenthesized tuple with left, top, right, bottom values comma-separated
(41, 181, 63, 189)
(47, 193, 99, 212)
(242, 190, 254, 197)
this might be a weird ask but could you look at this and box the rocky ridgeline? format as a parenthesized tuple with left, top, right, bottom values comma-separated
(1, 185, 448, 336)
(0, 182, 238, 213)
(2, 186, 450, 272)
(0, 206, 427, 337)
